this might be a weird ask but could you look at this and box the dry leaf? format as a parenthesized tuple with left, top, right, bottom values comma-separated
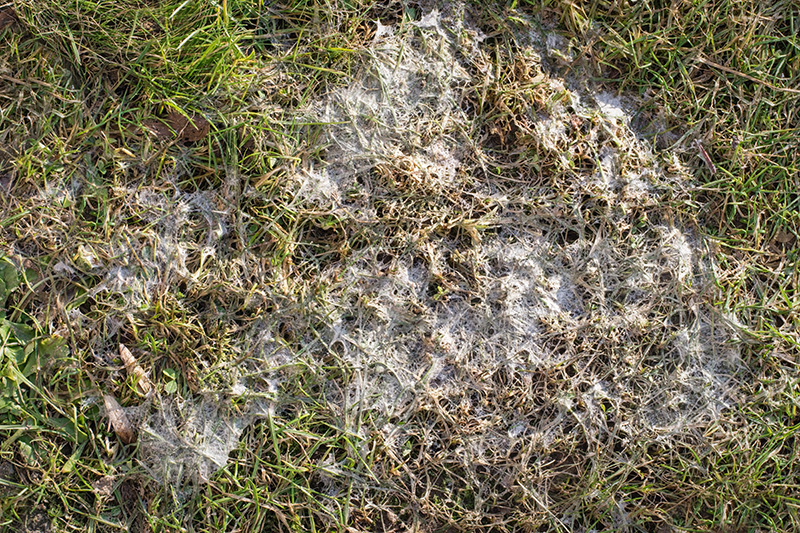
(142, 119, 173, 141)
(0, 6, 17, 30)
(119, 343, 152, 396)
(167, 110, 210, 142)
(103, 394, 135, 444)
(238, 124, 256, 153)
(0, 172, 12, 191)
(775, 230, 796, 245)
(142, 111, 210, 142)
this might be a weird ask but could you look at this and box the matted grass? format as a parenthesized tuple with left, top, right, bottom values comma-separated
(0, 0, 798, 531)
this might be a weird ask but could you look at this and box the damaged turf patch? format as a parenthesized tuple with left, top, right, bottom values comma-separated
(1, 1, 761, 530)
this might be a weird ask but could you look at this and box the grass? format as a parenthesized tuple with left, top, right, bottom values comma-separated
(1, 0, 799, 531)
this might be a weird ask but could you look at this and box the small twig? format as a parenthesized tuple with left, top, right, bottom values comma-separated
(694, 139, 716, 175)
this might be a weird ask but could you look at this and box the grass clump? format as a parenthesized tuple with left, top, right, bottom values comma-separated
(14, 0, 252, 99)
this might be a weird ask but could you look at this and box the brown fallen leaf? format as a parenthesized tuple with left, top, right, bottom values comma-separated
(167, 110, 210, 142)
(119, 343, 152, 396)
(0, 172, 12, 191)
(103, 394, 135, 444)
(775, 230, 796, 245)
(238, 124, 256, 153)
(142, 119, 173, 141)
(142, 111, 211, 142)
(0, 5, 17, 30)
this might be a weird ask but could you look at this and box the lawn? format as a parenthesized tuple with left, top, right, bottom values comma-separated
(0, 0, 799, 531)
